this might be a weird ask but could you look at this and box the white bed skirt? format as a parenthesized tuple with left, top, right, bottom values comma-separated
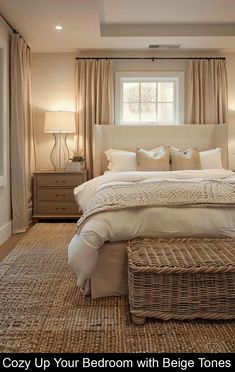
(90, 241, 128, 298)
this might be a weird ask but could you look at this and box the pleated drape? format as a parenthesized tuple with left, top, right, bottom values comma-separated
(11, 33, 35, 233)
(187, 59, 228, 124)
(75, 59, 113, 178)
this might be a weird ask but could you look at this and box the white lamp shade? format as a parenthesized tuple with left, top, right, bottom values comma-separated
(44, 111, 76, 133)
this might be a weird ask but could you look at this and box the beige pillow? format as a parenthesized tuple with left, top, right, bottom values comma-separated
(136, 146, 170, 171)
(170, 146, 201, 170)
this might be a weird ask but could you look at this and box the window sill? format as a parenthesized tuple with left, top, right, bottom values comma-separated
(118, 122, 178, 126)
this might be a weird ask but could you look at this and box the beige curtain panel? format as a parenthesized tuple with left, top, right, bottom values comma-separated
(187, 59, 228, 124)
(11, 33, 35, 233)
(75, 59, 113, 178)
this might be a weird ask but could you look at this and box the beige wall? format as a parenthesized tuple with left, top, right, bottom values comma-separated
(32, 51, 235, 171)
(32, 53, 77, 170)
(0, 19, 11, 244)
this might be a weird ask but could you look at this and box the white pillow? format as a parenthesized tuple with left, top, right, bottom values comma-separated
(105, 149, 137, 172)
(199, 148, 223, 169)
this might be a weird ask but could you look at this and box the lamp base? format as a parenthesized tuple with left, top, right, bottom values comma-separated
(50, 133, 69, 171)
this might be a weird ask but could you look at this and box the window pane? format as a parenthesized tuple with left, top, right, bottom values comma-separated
(123, 82, 139, 102)
(158, 82, 174, 102)
(123, 102, 139, 122)
(140, 103, 156, 122)
(158, 103, 174, 122)
(141, 82, 156, 102)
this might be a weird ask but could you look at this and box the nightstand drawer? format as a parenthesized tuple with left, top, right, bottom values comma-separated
(33, 171, 87, 220)
(36, 202, 79, 215)
(37, 188, 75, 202)
(36, 174, 85, 187)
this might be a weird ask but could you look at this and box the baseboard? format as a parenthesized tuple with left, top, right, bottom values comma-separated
(0, 220, 12, 245)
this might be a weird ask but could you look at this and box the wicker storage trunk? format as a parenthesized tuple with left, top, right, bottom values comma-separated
(127, 238, 235, 325)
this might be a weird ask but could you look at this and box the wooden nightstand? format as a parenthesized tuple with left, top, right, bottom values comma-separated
(33, 170, 87, 220)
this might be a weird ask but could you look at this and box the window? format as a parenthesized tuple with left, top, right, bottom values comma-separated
(115, 72, 184, 125)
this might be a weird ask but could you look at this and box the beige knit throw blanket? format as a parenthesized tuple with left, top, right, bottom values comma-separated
(76, 179, 235, 233)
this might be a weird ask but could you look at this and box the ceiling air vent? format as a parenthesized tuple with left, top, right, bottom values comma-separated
(149, 44, 181, 49)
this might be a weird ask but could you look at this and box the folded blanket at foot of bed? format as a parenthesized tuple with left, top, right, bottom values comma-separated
(76, 179, 235, 233)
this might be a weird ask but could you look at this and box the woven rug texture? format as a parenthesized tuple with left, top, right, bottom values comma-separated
(0, 223, 234, 353)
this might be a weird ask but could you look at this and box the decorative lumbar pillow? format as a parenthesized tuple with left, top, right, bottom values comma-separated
(136, 146, 170, 171)
(170, 146, 201, 170)
(199, 148, 223, 169)
(105, 149, 137, 172)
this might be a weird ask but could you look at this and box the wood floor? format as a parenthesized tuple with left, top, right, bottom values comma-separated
(0, 231, 28, 262)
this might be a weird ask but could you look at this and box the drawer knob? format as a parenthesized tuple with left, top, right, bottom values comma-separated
(56, 207, 66, 211)
(55, 180, 66, 184)
(56, 194, 66, 197)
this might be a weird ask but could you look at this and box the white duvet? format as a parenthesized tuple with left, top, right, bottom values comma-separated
(68, 169, 235, 287)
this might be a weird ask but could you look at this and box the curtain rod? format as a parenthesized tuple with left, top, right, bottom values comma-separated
(0, 11, 30, 49)
(75, 56, 225, 61)
(0, 11, 15, 31)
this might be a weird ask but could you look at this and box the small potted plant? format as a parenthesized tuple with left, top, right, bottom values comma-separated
(65, 150, 86, 172)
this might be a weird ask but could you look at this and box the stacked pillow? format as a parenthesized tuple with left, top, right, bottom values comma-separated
(105, 146, 223, 172)
(199, 148, 223, 169)
(136, 146, 170, 171)
(105, 149, 137, 172)
(169, 146, 200, 170)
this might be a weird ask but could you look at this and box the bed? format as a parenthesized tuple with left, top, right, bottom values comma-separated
(68, 124, 235, 298)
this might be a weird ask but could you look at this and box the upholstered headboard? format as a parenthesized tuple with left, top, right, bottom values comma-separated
(93, 124, 228, 176)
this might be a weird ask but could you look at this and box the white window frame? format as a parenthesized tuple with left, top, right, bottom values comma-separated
(115, 71, 184, 125)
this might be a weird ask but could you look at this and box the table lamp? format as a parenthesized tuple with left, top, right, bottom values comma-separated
(44, 111, 76, 170)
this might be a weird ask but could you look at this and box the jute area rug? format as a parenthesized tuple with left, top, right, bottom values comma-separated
(0, 223, 234, 353)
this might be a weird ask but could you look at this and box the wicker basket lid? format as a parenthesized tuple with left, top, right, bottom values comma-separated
(127, 238, 235, 274)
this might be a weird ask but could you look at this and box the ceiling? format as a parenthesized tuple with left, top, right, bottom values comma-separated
(1, 0, 235, 52)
